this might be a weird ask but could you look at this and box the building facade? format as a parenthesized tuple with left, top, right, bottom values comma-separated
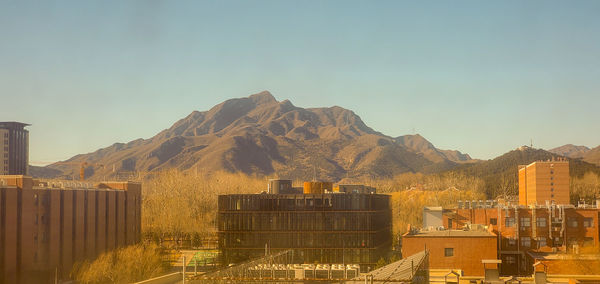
(218, 181, 392, 271)
(402, 230, 497, 276)
(441, 204, 600, 275)
(519, 160, 570, 206)
(0, 122, 30, 175)
(0, 175, 142, 283)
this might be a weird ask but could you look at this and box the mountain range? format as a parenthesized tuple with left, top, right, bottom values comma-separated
(44, 91, 473, 181)
(548, 144, 600, 166)
(37, 91, 600, 184)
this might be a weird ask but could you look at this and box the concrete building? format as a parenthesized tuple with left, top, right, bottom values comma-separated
(519, 160, 570, 206)
(0, 122, 30, 175)
(402, 229, 497, 276)
(0, 175, 142, 283)
(218, 180, 392, 271)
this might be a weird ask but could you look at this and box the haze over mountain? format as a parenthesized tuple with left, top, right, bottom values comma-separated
(548, 144, 600, 166)
(44, 91, 473, 181)
(548, 144, 591, 159)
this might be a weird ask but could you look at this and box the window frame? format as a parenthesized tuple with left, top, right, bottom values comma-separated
(444, 248, 454, 257)
(536, 217, 546, 227)
(505, 217, 515, 227)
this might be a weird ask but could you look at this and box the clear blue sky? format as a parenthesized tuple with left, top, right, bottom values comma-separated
(1, 1, 599, 165)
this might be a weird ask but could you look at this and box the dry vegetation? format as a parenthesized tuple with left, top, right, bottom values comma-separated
(360, 172, 487, 237)
(140, 169, 600, 244)
(571, 172, 600, 204)
(142, 170, 265, 244)
(71, 243, 168, 284)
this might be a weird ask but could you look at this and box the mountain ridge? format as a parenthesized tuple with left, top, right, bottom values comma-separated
(44, 91, 471, 181)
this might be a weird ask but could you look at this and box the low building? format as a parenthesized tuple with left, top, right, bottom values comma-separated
(441, 202, 600, 276)
(218, 180, 392, 271)
(402, 229, 497, 276)
(0, 175, 142, 283)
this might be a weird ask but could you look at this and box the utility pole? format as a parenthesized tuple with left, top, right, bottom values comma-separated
(182, 255, 186, 284)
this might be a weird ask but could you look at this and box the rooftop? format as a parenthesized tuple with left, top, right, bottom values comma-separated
(528, 251, 600, 260)
(0, 121, 31, 129)
(347, 250, 428, 282)
(405, 229, 496, 238)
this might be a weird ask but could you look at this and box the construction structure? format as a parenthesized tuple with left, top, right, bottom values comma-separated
(0, 175, 142, 283)
(519, 160, 570, 206)
(346, 250, 429, 283)
(218, 180, 392, 271)
(0, 122, 29, 175)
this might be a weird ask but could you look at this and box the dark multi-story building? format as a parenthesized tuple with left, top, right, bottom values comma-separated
(0, 175, 142, 283)
(0, 122, 30, 175)
(218, 180, 392, 271)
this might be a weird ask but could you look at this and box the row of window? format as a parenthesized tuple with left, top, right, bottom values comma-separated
(504, 236, 594, 248)
(498, 217, 594, 228)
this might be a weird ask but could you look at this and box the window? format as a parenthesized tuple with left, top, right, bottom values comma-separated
(550, 170, 554, 174)
(551, 194, 554, 198)
(444, 248, 454, 257)
(537, 217, 547, 227)
(505, 256, 516, 264)
(505, 217, 515, 227)
(568, 217, 578, 228)
(551, 182, 554, 186)
(507, 238, 517, 246)
(521, 237, 531, 247)
(584, 218, 594, 227)
(520, 217, 531, 227)
(537, 237, 546, 248)
(568, 237, 578, 246)
(490, 218, 497, 225)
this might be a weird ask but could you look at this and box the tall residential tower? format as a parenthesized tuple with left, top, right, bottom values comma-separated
(0, 122, 30, 175)
(519, 160, 570, 206)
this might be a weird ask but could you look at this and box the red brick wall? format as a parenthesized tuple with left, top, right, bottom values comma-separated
(402, 235, 498, 276)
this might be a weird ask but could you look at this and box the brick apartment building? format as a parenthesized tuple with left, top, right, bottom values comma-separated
(402, 228, 498, 276)
(441, 204, 600, 275)
(0, 175, 142, 283)
(403, 160, 600, 276)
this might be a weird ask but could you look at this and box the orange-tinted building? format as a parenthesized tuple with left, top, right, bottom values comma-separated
(519, 160, 570, 206)
(0, 175, 142, 283)
(441, 204, 600, 275)
(402, 229, 498, 276)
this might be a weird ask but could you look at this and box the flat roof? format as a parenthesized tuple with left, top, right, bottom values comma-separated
(0, 121, 31, 129)
(405, 230, 496, 238)
(528, 251, 600, 260)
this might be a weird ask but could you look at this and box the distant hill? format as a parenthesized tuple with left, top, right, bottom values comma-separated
(43, 91, 471, 181)
(548, 144, 590, 158)
(548, 144, 600, 166)
(444, 146, 600, 198)
(28, 165, 63, 179)
(583, 145, 600, 166)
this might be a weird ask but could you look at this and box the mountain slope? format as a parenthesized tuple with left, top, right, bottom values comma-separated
(44, 91, 471, 181)
(583, 145, 600, 166)
(548, 144, 590, 159)
(445, 146, 600, 199)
